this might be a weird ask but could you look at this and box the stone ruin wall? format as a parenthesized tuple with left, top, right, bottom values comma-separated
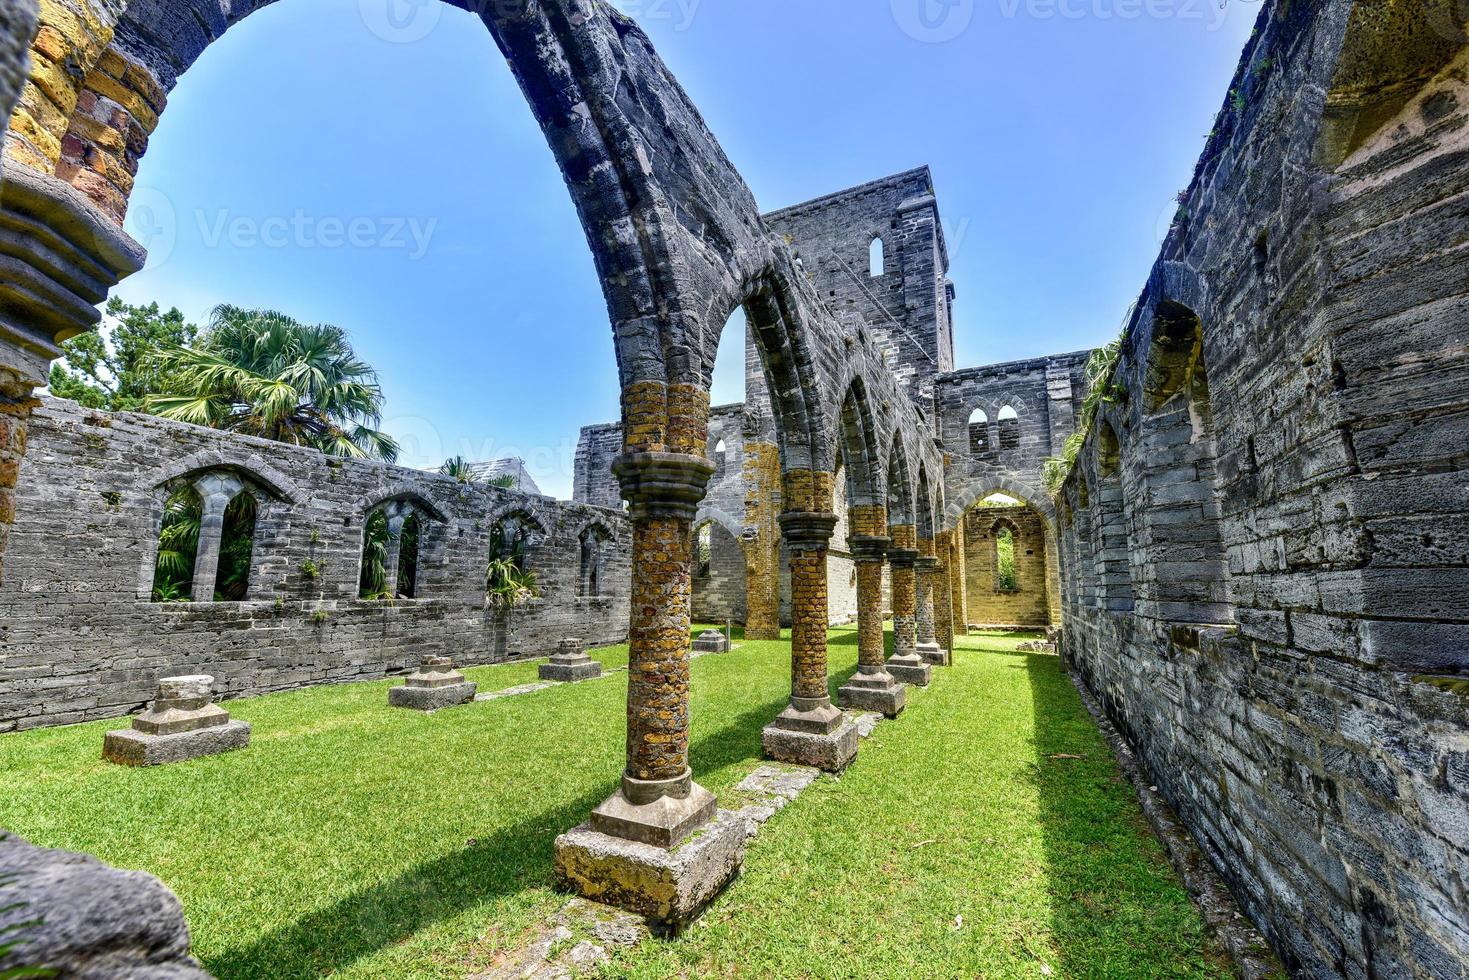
(962, 505, 1051, 628)
(0, 396, 632, 732)
(1056, 4, 1469, 975)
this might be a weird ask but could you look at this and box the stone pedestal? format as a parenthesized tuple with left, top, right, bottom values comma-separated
(103, 675, 250, 766)
(389, 655, 477, 711)
(762, 697, 859, 773)
(691, 630, 729, 653)
(554, 808, 747, 934)
(886, 657, 933, 687)
(837, 665, 907, 718)
(540, 637, 603, 682)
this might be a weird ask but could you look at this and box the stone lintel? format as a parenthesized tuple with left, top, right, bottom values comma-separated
(554, 809, 746, 933)
(589, 771, 716, 849)
(612, 452, 713, 522)
(103, 720, 251, 767)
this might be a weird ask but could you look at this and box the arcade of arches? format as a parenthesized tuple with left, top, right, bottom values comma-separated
(0, 1, 1466, 975)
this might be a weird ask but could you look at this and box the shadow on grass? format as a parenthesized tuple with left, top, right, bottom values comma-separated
(1014, 645, 1224, 979)
(208, 682, 787, 978)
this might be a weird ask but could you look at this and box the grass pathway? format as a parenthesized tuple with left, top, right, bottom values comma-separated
(0, 630, 1227, 978)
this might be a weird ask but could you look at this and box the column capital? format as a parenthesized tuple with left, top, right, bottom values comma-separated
(888, 548, 920, 568)
(914, 555, 939, 572)
(848, 534, 890, 563)
(778, 511, 838, 551)
(612, 452, 713, 521)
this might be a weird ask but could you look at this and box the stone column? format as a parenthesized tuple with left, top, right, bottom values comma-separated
(886, 524, 932, 686)
(934, 529, 956, 662)
(188, 472, 243, 602)
(762, 503, 858, 773)
(837, 506, 906, 717)
(0, 166, 144, 585)
(380, 505, 408, 598)
(741, 439, 782, 640)
(950, 528, 968, 640)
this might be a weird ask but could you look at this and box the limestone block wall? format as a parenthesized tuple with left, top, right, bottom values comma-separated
(962, 505, 1051, 627)
(692, 520, 745, 625)
(572, 422, 624, 511)
(1056, 3, 1469, 974)
(0, 397, 631, 732)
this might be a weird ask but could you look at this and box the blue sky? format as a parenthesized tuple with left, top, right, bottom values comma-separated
(111, 0, 1259, 498)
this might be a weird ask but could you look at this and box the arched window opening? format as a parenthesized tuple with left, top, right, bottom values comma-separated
(869, 237, 885, 278)
(359, 500, 424, 600)
(995, 526, 1019, 593)
(696, 524, 713, 578)
(1094, 420, 1134, 613)
(968, 408, 990, 454)
(998, 405, 1020, 450)
(1140, 300, 1232, 624)
(712, 438, 727, 478)
(214, 490, 258, 601)
(489, 514, 538, 573)
(579, 527, 609, 598)
(152, 483, 202, 603)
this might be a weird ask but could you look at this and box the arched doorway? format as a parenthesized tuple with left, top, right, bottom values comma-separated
(959, 491, 1059, 630)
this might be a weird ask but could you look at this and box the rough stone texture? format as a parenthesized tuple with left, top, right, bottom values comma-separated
(539, 637, 603, 683)
(388, 656, 477, 712)
(101, 719, 250, 766)
(0, 832, 210, 979)
(0, 398, 631, 732)
(690, 630, 729, 654)
(553, 810, 747, 934)
(1054, 4, 1469, 975)
(964, 504, 1054, 628)
(761, 718, 859, 774)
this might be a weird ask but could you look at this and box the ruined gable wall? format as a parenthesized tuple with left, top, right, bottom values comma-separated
(0, 397, 631, 732)
(1056, 3, 1469, 974)
(963, 505, 1050, 628)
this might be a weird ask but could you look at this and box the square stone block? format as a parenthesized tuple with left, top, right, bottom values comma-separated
(539, 659, 602, 682)
(103, 720, 251, 767)
(553, 810, 747, 933)
(691, 630, 729, 653)
(388, 681, 477, 711)
(918, 644, 950, 666)
(762, 719, 859, 773)
(837, 680, 906, 718)
(888, 660, 932, 687)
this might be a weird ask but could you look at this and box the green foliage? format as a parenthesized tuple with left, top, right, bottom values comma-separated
(358, 511, 389, 599)
(487, 475, 517, 489)
(486, 557, 538, 610)
(151, 487, 200, 601)
(996, 527, 1018, 593)
(214, 493, 257, 601)
(1043, 333, 1127, 496)
(440, 457, 479, 483)
(48, 298, 197, 412)
(146, 305, 399, 462)
(1231, 87, 1247, 113)
(301, 560, 320, 581)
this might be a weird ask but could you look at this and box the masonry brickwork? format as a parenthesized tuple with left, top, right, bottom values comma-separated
(0, 397, 631, 732)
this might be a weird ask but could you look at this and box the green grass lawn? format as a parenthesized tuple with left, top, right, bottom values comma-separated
(0, 629, 1228, 979)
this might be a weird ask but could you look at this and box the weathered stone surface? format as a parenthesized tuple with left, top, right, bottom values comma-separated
(0, 832, 210, 979)
(102, 719, 250, 766)
(836, 673, 906, 718)
(539, 641, 602, 683)
(589, 777, 716, 850)
(553, 810, 746, 933)
(761, 719, 859, 774)
(388, 682, 476, 712)
(690, 630, 729, 653)
(887, 659, 932, 687)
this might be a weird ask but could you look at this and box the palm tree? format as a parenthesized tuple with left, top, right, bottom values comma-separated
(146, 305, 400, 462)
(440, 456, 479, 483)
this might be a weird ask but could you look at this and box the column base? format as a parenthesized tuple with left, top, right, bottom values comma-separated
(917, 642, 950, 666)
(539, 656, 603, 682)
(103, 720, 251, 767)
(887, 655, 932, 687)
(589, 772, 716, 848)
(744, 627, 781, 641)
(389, 681, 478, 711)
(837, 668, 906, 718)
(554, 808, 746, 933)
(762, 698, 858, 771)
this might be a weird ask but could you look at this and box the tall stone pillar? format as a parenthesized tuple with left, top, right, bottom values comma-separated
(837, 504, 905, 717)
(741, 439, 781, 640)
(188, 472, 243, 602)
(934, 529, 956, 662)
(762, 470, 858, 772)
(886, 524, 931, 686)
(915, 537, 948, 666)
(378, 503, 409, 598)
(950, 526, 968, 639)
(556, 383, 745, 931)
(0, 166, 144, 585)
